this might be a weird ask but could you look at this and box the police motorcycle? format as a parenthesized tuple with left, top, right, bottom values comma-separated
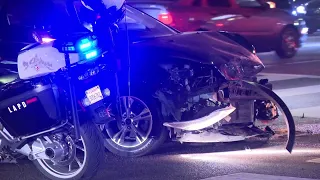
(0, 0, 125, 179)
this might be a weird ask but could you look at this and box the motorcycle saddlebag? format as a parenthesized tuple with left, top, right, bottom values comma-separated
(0, 81, 64, 138)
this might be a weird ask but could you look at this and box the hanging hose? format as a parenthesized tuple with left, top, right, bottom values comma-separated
(124, 1, 132, 98)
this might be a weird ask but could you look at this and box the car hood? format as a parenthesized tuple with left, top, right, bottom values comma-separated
(132, 31, 262, 67)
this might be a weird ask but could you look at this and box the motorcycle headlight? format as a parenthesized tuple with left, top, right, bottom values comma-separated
(220, 55, 264, 80)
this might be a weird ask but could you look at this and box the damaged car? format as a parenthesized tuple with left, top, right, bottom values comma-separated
(0, 1, 296, 158)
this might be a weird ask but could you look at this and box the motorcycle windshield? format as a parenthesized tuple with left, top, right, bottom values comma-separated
(4, 0, 88, 36)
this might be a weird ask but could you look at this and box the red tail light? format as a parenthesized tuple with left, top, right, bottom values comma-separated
(158, 13, 173, 25)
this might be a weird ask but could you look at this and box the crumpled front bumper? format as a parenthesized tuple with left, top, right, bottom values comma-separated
(242, 80, 296, 153)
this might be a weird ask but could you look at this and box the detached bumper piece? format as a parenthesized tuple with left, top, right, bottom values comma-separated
(163, 105, 236, 131)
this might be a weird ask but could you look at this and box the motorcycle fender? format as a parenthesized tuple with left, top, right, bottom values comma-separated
(242, 80, 295, 153)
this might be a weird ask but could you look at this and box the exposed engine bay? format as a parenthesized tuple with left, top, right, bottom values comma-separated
(154, 63, 278, 143)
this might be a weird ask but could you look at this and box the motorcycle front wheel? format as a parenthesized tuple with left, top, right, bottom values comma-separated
(33, 121, 104, 180)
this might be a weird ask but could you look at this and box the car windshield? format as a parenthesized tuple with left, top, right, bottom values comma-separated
(117, 6, 179, 38)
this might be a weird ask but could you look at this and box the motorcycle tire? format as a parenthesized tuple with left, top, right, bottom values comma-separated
(103, 96, 168, 157)
(33, 121, 105, 180)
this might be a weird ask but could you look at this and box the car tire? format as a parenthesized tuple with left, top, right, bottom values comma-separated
(275, 27, 299, 59)
(102, 96, 168, 157)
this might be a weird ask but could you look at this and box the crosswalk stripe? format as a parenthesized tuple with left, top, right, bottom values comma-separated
(273, 85, 320, 97)
(307, 158, 320, 163)
(258, 73, 320, 82)
(201, 173, 319, 180)
(257, 73, 320, 118)
(290, 106, 320, 118)
(258, 73, 304, 82)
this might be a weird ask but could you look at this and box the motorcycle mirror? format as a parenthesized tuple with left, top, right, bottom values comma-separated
(32, 30, 55, 44)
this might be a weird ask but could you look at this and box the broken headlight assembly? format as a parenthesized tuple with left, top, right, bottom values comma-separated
(220, 55, 264, 80)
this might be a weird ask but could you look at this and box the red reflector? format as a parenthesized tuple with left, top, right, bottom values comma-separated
(158, 13, 173, 25)
(26, 97, 38, 104)
(216, 23, 224, 27)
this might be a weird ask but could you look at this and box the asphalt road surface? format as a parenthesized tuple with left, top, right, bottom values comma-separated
(1, 134, 320, 180)
(258, 35, 320, 76)
(257, 35, 320, 118)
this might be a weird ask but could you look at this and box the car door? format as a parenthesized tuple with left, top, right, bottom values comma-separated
(225, 0, 280, 50)
(199, 0, 240, 31)
(169, 0, 212, 32)
(230, 0, 275, 33)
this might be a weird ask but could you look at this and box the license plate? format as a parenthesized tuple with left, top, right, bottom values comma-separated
(85, 86, 103, 105)
(229, 86, 262, 100)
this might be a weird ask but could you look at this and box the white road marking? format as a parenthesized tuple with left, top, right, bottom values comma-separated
(307, 158, 320, 163)
(258, 74, 303, 82)
(302, 42, 320, 48)
(201, 173, 320, 180)
(290, 106, 320, 118)
(257, 73, 320, 118)
(258, 73, 320, 81)
(264, 59, 320, 67)
(273, 85, 320, 97)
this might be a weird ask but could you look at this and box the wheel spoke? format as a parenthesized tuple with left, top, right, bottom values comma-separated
(75, 144, 84, 152)
(75, 157, 82, 167)
(128, 97, 134, 109)
(122, 97, 128, 113)
(122, 97, 134, 115)
(113, 128, 124, 139)
(113, 128, 126, 143)
(133, 108, 151, 122)
(118, 129, 126, 144)
(135, 134, 142, 143)
(131, 125, 146, 142)
(68, 164, 72, 172)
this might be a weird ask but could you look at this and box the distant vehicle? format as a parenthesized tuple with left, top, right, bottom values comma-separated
(128, 0, 308, 59)
(292, 0, 320, 34)
(267, 0, 320, 34)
